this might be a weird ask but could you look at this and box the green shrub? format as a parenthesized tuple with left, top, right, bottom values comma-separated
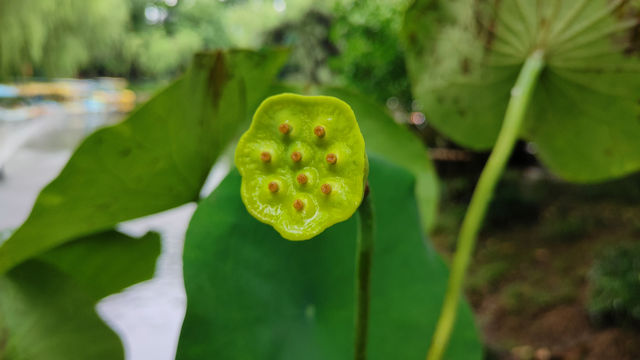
(589, 243, 640, 326)
(329, 0, 412, 107)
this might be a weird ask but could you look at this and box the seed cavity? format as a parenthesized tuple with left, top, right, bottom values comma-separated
(260, 151, 271, 163)
(268, 181, 279, 193)
(313, 126, 325, 138)
(321, 183, 332, 195)
(279, 123, 291, 134)
(293, 199, 304, 211)
(291, 151, 302, 162)
(297, 174, 308, 185)
(326, 153, 337, 164)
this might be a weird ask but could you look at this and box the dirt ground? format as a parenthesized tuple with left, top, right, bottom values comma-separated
(432, 165, 640, 360)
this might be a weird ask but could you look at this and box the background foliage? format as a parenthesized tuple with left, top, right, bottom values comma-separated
(0, 0, 129, 78)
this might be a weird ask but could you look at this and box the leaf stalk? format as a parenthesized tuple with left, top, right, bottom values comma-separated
(354, 189, 374, 360)
(426, 50, 545, 360)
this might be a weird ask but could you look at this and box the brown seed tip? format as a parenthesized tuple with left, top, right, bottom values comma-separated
(279, 123, 291, 134)
(296, 174, 308, 184)
(326, 153, 337, 164)
(321, 183, 332, 195)
(293, 199, 304, 211)
(313, 126, 325, 138)
(268, 181, 279, 193)
(260, 151, 271, 162)
(291, 151, 302, 162)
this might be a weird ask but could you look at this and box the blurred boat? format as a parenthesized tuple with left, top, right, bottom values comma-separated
(0, 78, 136, 122)
(0, 84, 18, 98)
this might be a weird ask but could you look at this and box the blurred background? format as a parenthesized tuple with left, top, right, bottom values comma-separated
(1, 0, 639, 359)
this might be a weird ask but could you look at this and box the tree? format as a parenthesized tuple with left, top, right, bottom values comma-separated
(0, 0, 129, 79)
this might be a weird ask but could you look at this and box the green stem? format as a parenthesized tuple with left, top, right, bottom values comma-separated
(354, 190, 374, 360)
(426, 50, 545, 360)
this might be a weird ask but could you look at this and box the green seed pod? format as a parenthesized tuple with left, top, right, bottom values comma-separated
(235, 93, 368, 241)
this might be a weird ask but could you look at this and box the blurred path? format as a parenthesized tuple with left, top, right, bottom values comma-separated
(0, 113, 191, 360)
(0, 116, 52, 170)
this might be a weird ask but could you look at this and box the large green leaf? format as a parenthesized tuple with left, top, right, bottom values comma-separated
(0, 230, 161, 360)
(403, 0, 640, 182)
(321, 86, 439, 232)
(0, 49, 288, 274)
(37, 230, 161, 301)
(0, 261, 124, 360)
(177, 157, 480, 360)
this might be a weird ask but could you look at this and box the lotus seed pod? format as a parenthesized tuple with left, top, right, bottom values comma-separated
(234, 93, 368, 241)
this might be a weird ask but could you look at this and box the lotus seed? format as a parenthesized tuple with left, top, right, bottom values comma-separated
(293, 199, 304, 211)
(321, 183, 332, 195)
(260, 151, 271, 163)
(314, 126, 326, 138)
(279, 123, 291, 134)
(291, 151, 302, 162)
(326, 153, 337, 164)
(297, 174, 308, 184)
(268, 181, 279, 193)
